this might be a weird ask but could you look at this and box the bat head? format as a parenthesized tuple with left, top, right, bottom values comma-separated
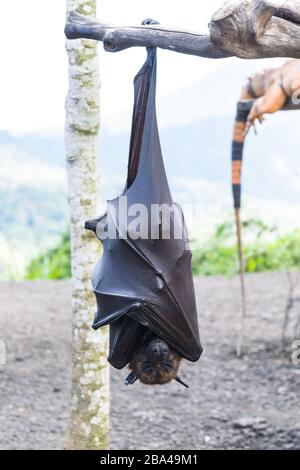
(127, 337, 188, 387)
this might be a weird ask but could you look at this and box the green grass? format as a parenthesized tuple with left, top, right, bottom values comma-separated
(24, 220, 300, 280)
(25, 231, 71, 280)
(192, 219, 300, 276)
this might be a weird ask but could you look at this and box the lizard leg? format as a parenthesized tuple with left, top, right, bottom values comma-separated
(245, 84, 286, 135)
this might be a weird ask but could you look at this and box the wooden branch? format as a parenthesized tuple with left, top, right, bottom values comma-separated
(65, 1, 300, 60)
(65, 11, 231, 59)
(209, 0, 300, 59)
(238, 98, 300, 112)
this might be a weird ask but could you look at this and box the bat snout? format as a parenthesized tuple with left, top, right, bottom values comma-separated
(148, 339, 170, 363)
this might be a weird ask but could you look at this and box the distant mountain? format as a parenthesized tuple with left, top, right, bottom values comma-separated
(105, 59, 285, 132)
(100, 112, 300, 204)
(0, 130, 65, 166)
(0, 139, 67, 278)
(1, 59, 299, 278)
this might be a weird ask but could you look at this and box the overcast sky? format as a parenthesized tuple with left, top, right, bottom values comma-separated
(0, 0, 285, 134)
(0, 0, 229, 133)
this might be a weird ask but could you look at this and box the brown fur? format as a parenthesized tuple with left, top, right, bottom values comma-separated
(129, 342, 182, 385)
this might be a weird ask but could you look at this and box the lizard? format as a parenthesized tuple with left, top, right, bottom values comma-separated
(231, 59, 300, 356)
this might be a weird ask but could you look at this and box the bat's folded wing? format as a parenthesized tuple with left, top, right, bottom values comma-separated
(91, 216, 202, 363)
(88, 47, 202, 368)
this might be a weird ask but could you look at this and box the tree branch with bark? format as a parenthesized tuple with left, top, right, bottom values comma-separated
(65, 0, 300, 59)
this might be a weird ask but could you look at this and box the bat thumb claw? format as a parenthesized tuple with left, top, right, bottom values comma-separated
(124, 371, 138, 385)
(84, 218, 99, 233)
(175, 376, 189, 388)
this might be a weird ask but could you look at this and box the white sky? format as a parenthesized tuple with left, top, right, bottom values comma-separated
(0, 0, 236, 134)
(0, 0, 288, 134)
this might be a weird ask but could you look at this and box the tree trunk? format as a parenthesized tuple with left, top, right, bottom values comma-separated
(65, 0, 109, 450)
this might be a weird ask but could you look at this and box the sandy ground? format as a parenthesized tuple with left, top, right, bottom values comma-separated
(0, 273, 299, 450)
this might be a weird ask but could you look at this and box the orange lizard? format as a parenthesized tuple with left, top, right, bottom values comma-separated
(231, 59, 300, 356)
(243, 60, 300, 134)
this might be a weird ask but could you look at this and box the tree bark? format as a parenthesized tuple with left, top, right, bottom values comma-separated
(209, 0, 300, 59)
(65, 0, 109, 450)
(65, 11, 230, 58)
(65, 1, 300, 59)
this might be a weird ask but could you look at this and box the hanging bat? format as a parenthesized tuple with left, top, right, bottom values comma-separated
(86, 45, 202, 387)
(232, 59, 300, 356)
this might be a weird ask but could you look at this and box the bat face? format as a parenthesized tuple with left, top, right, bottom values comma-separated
(129, 337, 182, 385)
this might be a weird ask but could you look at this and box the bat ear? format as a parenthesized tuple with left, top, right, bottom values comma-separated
(175, 376, 189, 388)
(124, 371, 138, 385)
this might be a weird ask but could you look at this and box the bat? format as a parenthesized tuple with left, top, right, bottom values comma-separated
(85, 46, 202, 387)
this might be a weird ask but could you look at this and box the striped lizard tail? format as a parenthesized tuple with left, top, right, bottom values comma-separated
(231, 102, 251, 357)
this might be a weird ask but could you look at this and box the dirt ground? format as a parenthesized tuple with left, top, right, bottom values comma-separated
(0, 273, 299, 450)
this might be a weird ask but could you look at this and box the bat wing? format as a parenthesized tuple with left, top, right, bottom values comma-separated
(89, 49, 202, 368)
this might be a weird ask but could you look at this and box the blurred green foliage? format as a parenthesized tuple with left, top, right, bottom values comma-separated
(25, 231, 71, 280)
(192, 219, 300, 276)
(25, 220, 300, 280)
